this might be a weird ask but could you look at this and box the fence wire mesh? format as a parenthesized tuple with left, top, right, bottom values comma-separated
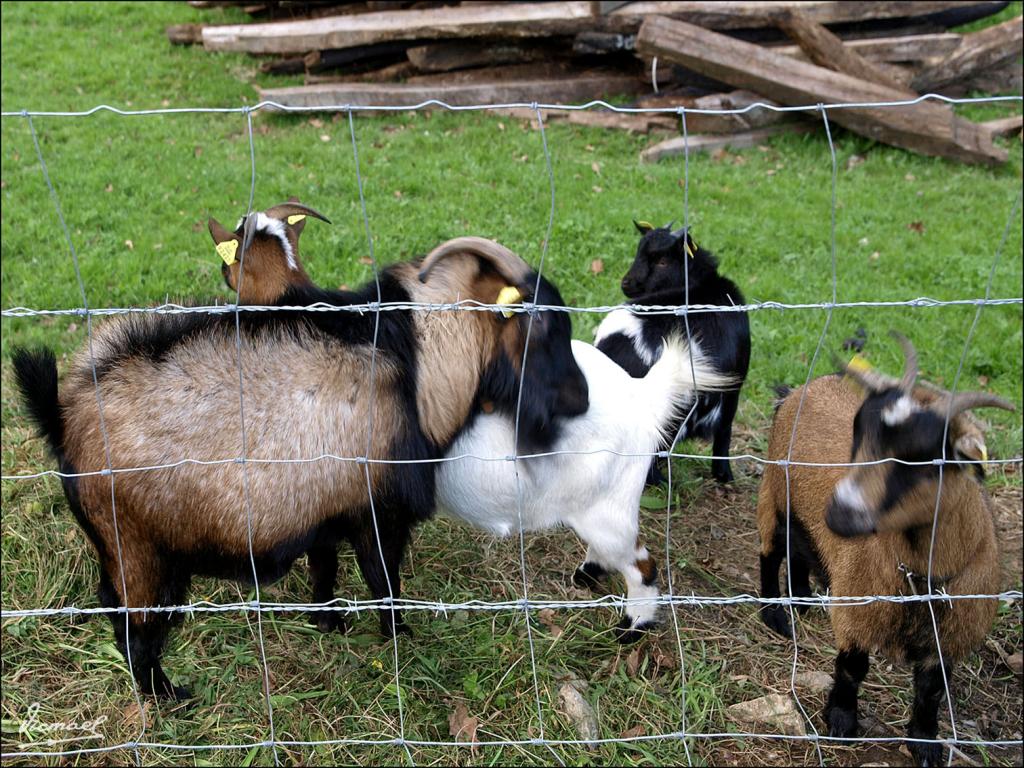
(1, 94, 1021, 765)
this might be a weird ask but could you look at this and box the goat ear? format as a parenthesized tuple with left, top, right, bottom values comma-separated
(954, 433, 988, 464)
(209, 217, 240, 265)
(633, 219, 654, 235)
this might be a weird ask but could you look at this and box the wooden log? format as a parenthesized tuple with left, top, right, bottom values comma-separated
(773, 32, 962, 64)
(911, 17, 1024, 93)
(640, 123, 816, 163)
(982, 114, 1023, 138)
(304, 61, 418, 84)
(261, 55, 307, 75)
(572, 30, 636, 54)
(258, 74, 645, 108)
(564, 110, 677, 133)
(407, 40, 557, 72)
(636, 90, 800, 133)
(167, 23, 204, 46)
(304, 42, 409, 71)
(636, 15, 1007, 165)
(202, 1, 987, 54)
(773, 9, 916, 94)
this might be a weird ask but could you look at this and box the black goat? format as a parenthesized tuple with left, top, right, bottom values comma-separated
(595, 222, 750, 482)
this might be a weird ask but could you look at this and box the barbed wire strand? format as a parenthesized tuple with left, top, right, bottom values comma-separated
(24, 113, 146, 768)
(4, 295, 1021, 319)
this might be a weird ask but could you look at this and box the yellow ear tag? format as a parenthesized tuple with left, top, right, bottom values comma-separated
(847, 354, 873, 373)
(216, 239, 238, 266)
(636, 220, 654, 231)
(287, 214, 306, 225)
(496, 285, 523, 318)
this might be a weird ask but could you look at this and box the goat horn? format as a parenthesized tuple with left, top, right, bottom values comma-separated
(890, 330, 918, 393)
(937, 391, 1015, 419)
(837, 353, 898, 393)
(263, 201, 332, 225)
(418, 236, 532, 287)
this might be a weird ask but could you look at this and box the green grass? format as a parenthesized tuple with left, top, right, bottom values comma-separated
(2, 2, 1022, 766)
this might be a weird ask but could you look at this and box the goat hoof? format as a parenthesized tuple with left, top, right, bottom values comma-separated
(909, 740, 943, 767)
(614, 617, 656, 644)
(381, 616, 412, 639)
(155, 681, 192, 701)
(712, 466, 734, 484)
(313, 611, 348, 634)
(573, 562, 608, 592)
(760, 605, 793, 639)
(825, 704, 857, 738)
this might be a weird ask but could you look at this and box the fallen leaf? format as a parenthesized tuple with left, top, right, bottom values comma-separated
(359, 256, 374, 266)
(591, 161, 601, 175)
(592, 185, 603, 193)
(765, 169, 776, 176)
(590, 259, 604, 275)
(308, 117, 324, 128)
(977, 375, 989, 387)
(651, 645, 677, 670)
(710, 147, 729, 163)
(67, 322, 78, 333)
(1006, 652, 1023, 676)
(538, 608, 564, 638)
(620, 724, 645, 739)
(448, 702, 479, 745)
(194, 145, 203, 158)
(905, 173, 916, 181)
(122, 701, 150, 729)
(585, 144, 595, 152)
(105, 183, 113, 193)
(757, 145, 771, 152)
(519, 153, 529, 162)
(320, 134, 331, 142)
(858, 237, 869, 246)
(870, 251, 880, 261)
(794, 670, 833, 694)
(160, 99, 170, 107)
(907, 220, 925, 234)
(393, 190, 403, 199)
(124, 239, 134, 250)
(626, 647, 642, 677)
(846, 154, 865, 171)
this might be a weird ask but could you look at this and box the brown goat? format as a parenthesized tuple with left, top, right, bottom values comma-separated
(756, 333, 1012, 767)
(13, 214, 588, 700)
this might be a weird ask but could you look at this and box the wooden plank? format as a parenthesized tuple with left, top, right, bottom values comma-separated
(911, 17, 1024, 93)
(773, 9, 915, 93)
(636, 15, 1007, 165)
(258, 74, 645, 108)
(204, 2, 603, 53)
(981, 114, 1023, 138)
(407, 40, 556, 72)
(202, 1, 984, 54)
(636, 90, 799, 133)
(640, 123, 816, 163)
(773, 32, 962, 64)
(167, 23, 204, 46)
(610, 2, 997, 30)
(564, 110, 677, 133)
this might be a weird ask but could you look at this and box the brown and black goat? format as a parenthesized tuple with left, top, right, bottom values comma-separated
(756, 333, 1012, 766)
(13, 202, 588, 700)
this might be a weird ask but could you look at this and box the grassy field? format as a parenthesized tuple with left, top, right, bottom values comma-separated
(1, 2, 1022, 766)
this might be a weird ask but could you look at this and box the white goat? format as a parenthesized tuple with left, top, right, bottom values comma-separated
(436, 335, 734, 640)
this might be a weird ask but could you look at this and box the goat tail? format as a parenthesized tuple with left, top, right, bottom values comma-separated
(638, 332, 737, 443)
(12, 347, 65, 461)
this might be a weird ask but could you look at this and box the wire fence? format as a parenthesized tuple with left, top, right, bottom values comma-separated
(1, 94, 1022, 765)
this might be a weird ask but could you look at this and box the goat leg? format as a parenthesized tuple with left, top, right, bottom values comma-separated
(907, 662, 950, 767)
(824, 647, 869, 738)
(308, 542, 346, 633)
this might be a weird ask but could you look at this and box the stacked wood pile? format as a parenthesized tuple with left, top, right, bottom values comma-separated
(174, 1, 1023, 164)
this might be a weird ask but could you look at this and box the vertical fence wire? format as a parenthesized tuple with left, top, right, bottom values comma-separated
(230, 107, 281, 766)
(780, 104, 842, 766)
(346, 108, 416, 767)
(662, 105, 694, 767)
(926, 188, 1023, 765)
(24, 113, 146, 767)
